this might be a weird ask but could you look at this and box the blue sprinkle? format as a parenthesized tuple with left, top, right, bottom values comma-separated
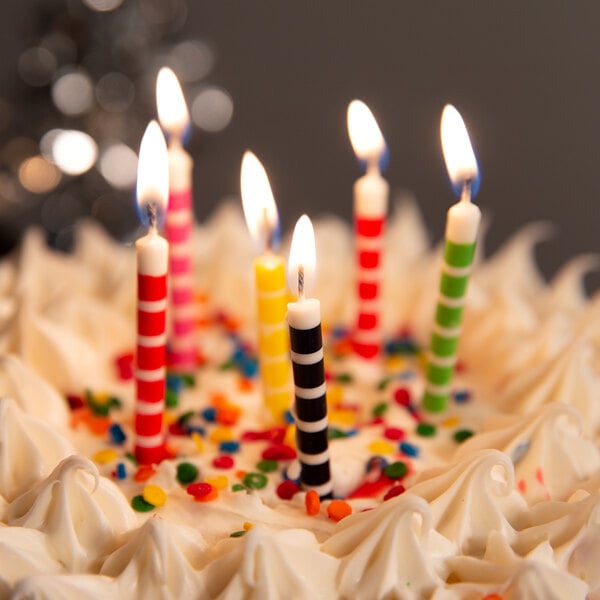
(397, 370, 416, 381)
(109, 423, 126, 445)
(331, 326, 349, 339)
(186, 425, 206, 437)
(512, 441, 530, 465)
(116, 463, 127, 479)
(232, 347, 245, 362)
(344, 428, 359, 438)
(166, 374, 184, 393)
(284, 410, 295, 424)
(201, 407, 217, 422)
(454, 390, 471, 404)
(241, 359, 258, 377)
(219, 440, 240, 453)
(400, 441, 419, 457)
(366, 455, 388, 474)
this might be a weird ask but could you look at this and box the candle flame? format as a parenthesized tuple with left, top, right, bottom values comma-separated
(287, 214, 316, 297)
(137, 120, 169, 223)
(156, 67, 189, 139)
(347, 100, 385, 164)
(440, 104, 478, 193)
(240, 150, 280, 252)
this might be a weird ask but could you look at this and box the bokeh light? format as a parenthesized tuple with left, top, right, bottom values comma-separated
(51, 130, 98, 175)
(169, 40, 214, 82)
(99, 143, 138, 189)
(51, 69, 95, 116)
(18, 47, 57, 87)
(82, 0, 124, 11)
(191, 86, 234, 132)
(18, 156, 62, 194)
(95, 72, 135, 112)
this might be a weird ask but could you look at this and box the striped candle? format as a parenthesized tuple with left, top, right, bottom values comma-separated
(134, 121, 170, 464)
(424, 105, 481, 413)
(157, 67, 196, 372)
(347, 100, 389, 360)
(287, 215, 332, 498)
(241, 151, 292, 422)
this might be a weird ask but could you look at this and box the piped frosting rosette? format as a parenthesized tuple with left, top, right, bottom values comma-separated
(321, 493, 454, 600)
(409, 449, 527, 555)
(455, 404, 600, 506)
(0, 397, 74, 502)
(199, 524, 338, 600)
(4, 456, 137, 572)
(101, 517, 207, 600)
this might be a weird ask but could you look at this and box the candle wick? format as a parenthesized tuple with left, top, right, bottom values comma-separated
(298, 265, 305, 300)
(461, 179, 472, 203)
(147, 202, 157, 232)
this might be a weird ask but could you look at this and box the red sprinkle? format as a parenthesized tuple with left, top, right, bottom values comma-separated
(276, 480, 300, 500)
(115, 352, 134, 381)
(241, 427, 286, 443)
(66, 394, 84, 411)
(347, 474, 393, 499)
(517, 479, 527, 494)
(262, 444, 297, 461)
(535, 467, 544, 485)
(186, 482, 214, 498)
(383, 427, 405, 441)
(383, 484, 406, 501)
(393, 387, 411, 407)
(370, 416, 385, 426)
(213, 455, 234, 469)
(168, 423, 188, 436)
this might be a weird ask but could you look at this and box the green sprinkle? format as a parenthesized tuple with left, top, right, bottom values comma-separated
(257, 460, 278, 473)
(219, 360, 236, 371)
(230, 530, 246, 538)
(377, 378, 391, 391)
(177, 411, 195, 426)
(165, 388, 179, 408)
(336, 373, 353, 384)
(131, 495, 155, 512)
(243, 472, 268, 490)
(384, 461, 408, 479)
(176, 462, 198, 484)
(125, 452, 138, 466)
(373, 402, 389, 417)
(328, 427, 347, 440)
(231, 483, 246, 492)
(181, 374, 196, 388)
(416, 422, 437, 437)
(453, 429, 475, 443)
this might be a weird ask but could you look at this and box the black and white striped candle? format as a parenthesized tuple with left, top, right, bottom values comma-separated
(287, 215, 332, 498)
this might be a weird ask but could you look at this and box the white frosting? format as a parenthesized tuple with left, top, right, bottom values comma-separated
(4, 456, 137, 572)
(0, 398, 74, 502)
(322, 494, 454, 599)
(101, 516, 207, 600)
(11, 574, 120, 600)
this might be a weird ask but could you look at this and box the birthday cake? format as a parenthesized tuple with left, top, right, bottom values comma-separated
(0, 200, 599, 599)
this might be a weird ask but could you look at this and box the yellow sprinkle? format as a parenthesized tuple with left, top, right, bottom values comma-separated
(243, 521, 253, 531)
(209, 426, 234, 443)
(327, 384, 344, 406)
(143, 484, 166, 507)
(191, 431, 204, 453)
(163, 411, 177, 425)
(284, 424, 296, 448)
(385, 356, 409, 371)
(442, 416, 460, 428)
(368, 440, 395, 455)
(329, 409, 356, 427)
(93, 449, 118, 464)
(205, 475, 229, 490)
(93, 392, 111, 405)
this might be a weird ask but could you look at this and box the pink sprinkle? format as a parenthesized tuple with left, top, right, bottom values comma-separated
(276, 480, 300, 500)
(213, 455, 234, 469)
(384, 427, 405, 441)
(393, 387, 411, 406)
(535, 467, 544, 485)
(517, 479, 527, 494)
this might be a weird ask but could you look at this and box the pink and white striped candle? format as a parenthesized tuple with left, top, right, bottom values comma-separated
(134, 120, 170, 465)
(347, 100, 389, 360)
(156, 67, 196, 372)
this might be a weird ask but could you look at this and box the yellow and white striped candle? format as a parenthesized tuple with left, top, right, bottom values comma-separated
(424, 105, 481, 413)
(241, 151, 292, 422)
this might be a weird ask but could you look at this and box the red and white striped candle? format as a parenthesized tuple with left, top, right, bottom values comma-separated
(134, 120, 170, 465)
(156, 67, 196, 372)
(347, 100, 389, 360)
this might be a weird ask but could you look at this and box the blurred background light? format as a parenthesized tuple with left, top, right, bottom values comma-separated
(191, 86, 233, 133)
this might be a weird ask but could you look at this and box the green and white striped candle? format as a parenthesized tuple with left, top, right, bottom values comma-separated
(423, 105, 481, 413)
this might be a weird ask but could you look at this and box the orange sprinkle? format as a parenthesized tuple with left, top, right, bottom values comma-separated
(223, 315, 242, 331)
(305, 490, 321, 516)
(238, 378, 254, 392)
(217, 405, 242, 426)
(195, 290, 209, 303)
(193, 486, 218, 502)
(235, 469, 248, 479)
(481, 595, 504, 600)
(535, 467, 544, 485)
(327, 499, 352, 522)
(210, 392, 228, 408)
(196, 317, 212, 328)
(134, 464, 157, 482)
(517, 479, 527, 494)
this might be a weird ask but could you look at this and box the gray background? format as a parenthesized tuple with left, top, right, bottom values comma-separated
(2, 1, 600, 288)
